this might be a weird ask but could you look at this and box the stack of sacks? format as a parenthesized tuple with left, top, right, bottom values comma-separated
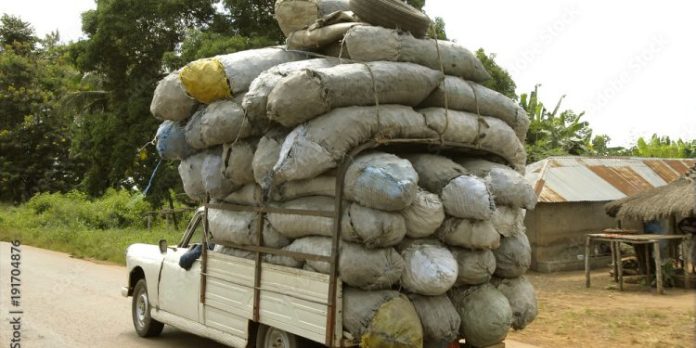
(150, 0, 538, 346)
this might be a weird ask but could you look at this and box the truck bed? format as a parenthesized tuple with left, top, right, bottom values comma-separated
(204, 252, 346, 346)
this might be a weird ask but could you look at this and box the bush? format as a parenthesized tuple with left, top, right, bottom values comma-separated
(24, 189, 153, 229)
(0, 189, 188, 264)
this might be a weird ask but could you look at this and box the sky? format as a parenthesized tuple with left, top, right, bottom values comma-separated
(2, 0, 694, 147)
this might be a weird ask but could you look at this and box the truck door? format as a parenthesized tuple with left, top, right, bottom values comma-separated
(157, 212, 204, 323)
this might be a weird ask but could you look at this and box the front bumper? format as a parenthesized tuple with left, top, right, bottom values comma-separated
(121, 286, 129, 297)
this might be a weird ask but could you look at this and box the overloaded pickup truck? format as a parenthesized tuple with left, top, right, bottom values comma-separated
(121, 206, 347, 348)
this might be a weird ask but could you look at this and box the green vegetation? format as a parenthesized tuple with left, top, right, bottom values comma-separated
(633, 135, 696, 158)
(0, 190, 189, 264)
(476, 49, 517, 100)
(1, 1, 689, 206)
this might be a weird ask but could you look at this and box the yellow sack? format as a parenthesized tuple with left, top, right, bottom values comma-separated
(179, 58, 231, 103)
(360, 295, 423, 348)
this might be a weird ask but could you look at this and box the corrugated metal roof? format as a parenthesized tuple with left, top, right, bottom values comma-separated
(526, 156, 696, 203)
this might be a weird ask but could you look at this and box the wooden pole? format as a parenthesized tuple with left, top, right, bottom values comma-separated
(617, 242, 624, 291)
(585, 236, 592, 288)
(645, 245, 651, 282)
(654, 241, 664, 294)
(168, 195, 179, 230)
(611, 242, 619, 282)
(682, 237, 690, 289)
(201, 196, 210, 304)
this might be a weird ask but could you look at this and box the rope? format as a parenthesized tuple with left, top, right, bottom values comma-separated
(143, 158, 162, 196)
(361, 62, 384, 141)
(223, 112, 248, 165)
(337, 35, 347, 64)
(284, 48, 356, 64)
(466, 80, 484, 149)
(430, 25, 449, 145)
(137, 134, 157, 153)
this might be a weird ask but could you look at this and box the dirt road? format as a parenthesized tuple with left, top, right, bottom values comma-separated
(0, 242, 227, 348)
(0, 242, 538, 348)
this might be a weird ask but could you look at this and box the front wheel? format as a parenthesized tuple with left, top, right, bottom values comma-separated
(132, 279, 164, 337)
(256, 325, 299, 348)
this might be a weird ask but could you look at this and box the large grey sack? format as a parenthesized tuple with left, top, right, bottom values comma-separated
(421, 76, 530, 140)
(267, 62, 443, 127)
(441, 175, 495, 220)
(202, 149, 242, 200)
(271, 105, 527, 185)
(252, 128, 289, 188)
(450, 248, 496, 286)
(339, 241, 405, 290)
(406, 154, 495, 220)
(437, 218, 501, 250)
(207, 209, 291, 248)
(343, 288, 423, 346)
(487, 168, 537, 209)
(178, 151, 208, 201)
(261, 148, 420, 211)
(404, 154, 466, 192)
(344, 152, 419, 211)
(243, 59, 338, 127)
(271, 105, 438, 184)
(213, 244, 302, 268)
(221, 139, 257, 188)
(449, 283, 513, 347)
(457, 158, 510, 176)
(271, 175, 336, 201)
(418, 107, 528, 172)
(492, 276, 538, 330)
(459, 159, 537, 209)
(184, 100, 258, 149)
(156, 121, 197, 160)
(400, 243, 458, 296)
(402, 188, 445, 238)
(150, 71, 197, 122)
(267, 196, 407, 248)
(274, 0, 350, 35)
(287, 20, 363, 52)
(408, 294, 461, 345)
(342, 288, 400, 340)
(285, 237, 405, 290)
(344, 26, 491, 82)
(206, 47, 309, 96)
(494, 232, 532, 278)
(491, 206, 525, 238)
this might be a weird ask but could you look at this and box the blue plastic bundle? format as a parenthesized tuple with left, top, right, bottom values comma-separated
(156, 120, 197, 160)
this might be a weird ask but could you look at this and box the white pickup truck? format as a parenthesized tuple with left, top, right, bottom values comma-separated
(122, 207, 348, 348)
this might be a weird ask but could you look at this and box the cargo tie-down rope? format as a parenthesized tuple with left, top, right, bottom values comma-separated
(430, 24, 451, 146)
(137, 134, 162, 196)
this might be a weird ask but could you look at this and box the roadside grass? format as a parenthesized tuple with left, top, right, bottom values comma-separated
(0, 190, 191, 264)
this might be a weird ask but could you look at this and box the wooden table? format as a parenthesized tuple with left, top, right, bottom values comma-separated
(584, 233, 689, 294)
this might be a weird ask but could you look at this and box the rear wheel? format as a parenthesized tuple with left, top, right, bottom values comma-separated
(256, 325, 299, 348)
(132, 279, 164, 337)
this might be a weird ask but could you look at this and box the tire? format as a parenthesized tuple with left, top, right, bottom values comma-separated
(132, 279, 164, 337)
(256, 325, 299, 348)
(349, 0, 432, 38)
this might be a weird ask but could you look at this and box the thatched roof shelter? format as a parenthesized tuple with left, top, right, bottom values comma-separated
(605, 165, 696, 221)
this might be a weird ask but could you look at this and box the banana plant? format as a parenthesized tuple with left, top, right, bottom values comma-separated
(519, 85, 593, 162)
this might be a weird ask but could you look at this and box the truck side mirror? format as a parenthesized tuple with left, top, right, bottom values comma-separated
(158, 239, 168, 254)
